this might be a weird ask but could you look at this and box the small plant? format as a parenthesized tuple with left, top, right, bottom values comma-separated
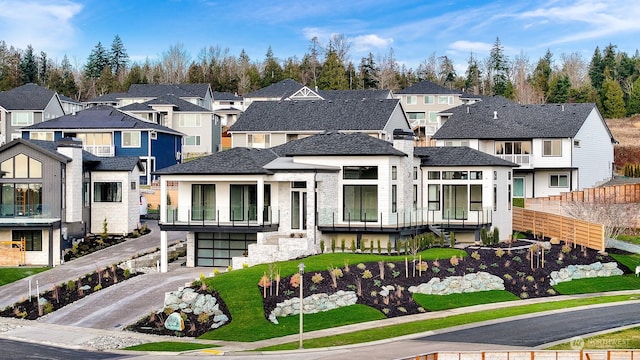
(398, 307, 407, 313)
(478, 264, 488, 270)
(370, 290, 378, 297)
(346, 284, 356, 291)
(492, 227, 500, 245)
(495, 248, 505, 258)
(350, 239, 356, 253)
(197, 312, 210, 324)
(386, 262, 395, 269)
(432, 260, 440, 268)
(416, 261, 428, 271)
(290, 273, 300, 288)
(512, 256, 522, 263)
(392, 270, 400, 278)
(94, 284, 102, 292)
(446, 267, 455, 273)
(503, 273, 513, 280)
(449, 255, 459, 266)
(547, 289, 557, 295)
(123, 269, 131, 279)
(331, 238, 336, 253)
(503, 260, 511, 268)
(359, 239, 365, 253)
(340, 239, 346, 252)
(319, 240, 325, 254)
(43, 302, 54, 315)
(343, 259, 350, 273)
(66, 280, 76, 292)
(309, 284, 317, 291)
(227, 265, 233, 271)
(101, 217, 109, 240)
(431, 267, 440, 273)
(449, 231, 455, 247)
(526, 275, 535, 282)
(470, 251, 481, 260)
(356, 263, 366, 270)
(382, 308, 390, 315)
(387, 240, 392, 254)
(242, 263, 249, 269)
(213, 269, 221, 275)
(311, 272, 324, 284)
(520, 292, 529, 299)
(561, 244, 572, 254)
(377, 239, 382, 254)
(373, 279, 382, 287)
(362, 269, 373, 279)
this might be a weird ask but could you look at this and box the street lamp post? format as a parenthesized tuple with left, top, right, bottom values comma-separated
(298, 262, 305, 349)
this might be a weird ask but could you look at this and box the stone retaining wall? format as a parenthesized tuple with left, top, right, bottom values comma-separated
(268, 290, 357, 324)
(164, 288, 229, 329)
(408, 272, 505, 295)
(549, 262, 624, 285)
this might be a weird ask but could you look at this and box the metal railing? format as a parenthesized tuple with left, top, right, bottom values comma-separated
(162, 205, 280, 227)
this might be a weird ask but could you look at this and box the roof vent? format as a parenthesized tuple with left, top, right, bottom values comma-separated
(493, 111, 498, 119)
(466, 106, 470, 114)
(561, 104, 565, 111)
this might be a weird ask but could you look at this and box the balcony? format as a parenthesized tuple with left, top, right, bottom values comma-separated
(160, 205, 280, 232)
(83, 145, 115, 157)
(0, 204, 56, 220)
(497, 154, 531, 167)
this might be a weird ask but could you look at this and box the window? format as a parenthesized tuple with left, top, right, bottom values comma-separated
(1, 154, 42, 178)
(391, 185, 397, 213)
(444, 140, 470, 147)
(230, 184, 271, 221)
(428, 171, 440, 180)
(407, 112, 425, 120)
(83, 182, 90, 207)
(343, 166, 378, 179)
(343, 185, 377, 221)
(184, 136, 201, 146)
(470, 184, 482, 211)
(179, 114, 201, 127)
(413, 167, 418, 180)
(192, 184, 215, 221)
(443, 171, 468, 180)
(412, 184, 418, 210)
(550, 174, 568, 188)
(13, 230, 41, 251)
(428, 112, 438, 123)
(493, 185, 497, 211)
(470, 171, 483, 180)
(405, 96, 417, 105)
(543, 139, 562, 156)
(438, 96, 453, 105)
(11, 112, 34, 126)
(495, 141, 531, 155)
(494, 171, 497, 180)
(77, 133, 112, 146)
(573, 140, 581, 148)
(391, 166, 397, 180)
(1, 183, 42, 216)
(247, 134, 270, 148)
(508, 171, 511, 180)
(424, 95, 435, 104)
(428, 184, 440, 210)
(150, 131, 157, 140)
(122, 131, 141, 147)
(291, 181, 306, 188)
(508, 184, 512, 210)
(30, 132, 54, 141)
(94, 182, 122, 202)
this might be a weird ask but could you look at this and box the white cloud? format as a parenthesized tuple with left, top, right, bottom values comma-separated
(352, 34, 393, 52)
(0, 0, 82, 58)
(448, 40, 493, 55)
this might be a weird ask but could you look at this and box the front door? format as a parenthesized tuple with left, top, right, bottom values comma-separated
(514, 177, 525, 198)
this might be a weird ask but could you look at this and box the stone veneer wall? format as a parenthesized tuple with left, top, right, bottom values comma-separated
(408, 272, 505, 295)
(268, 290, 357, 324)
(549, 262, 623, 285)
(164, 287, 229, 330)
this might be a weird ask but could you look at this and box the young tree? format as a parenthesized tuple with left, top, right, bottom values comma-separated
(160, 42, 190, 84)
(317, 49, 348, 90)
(464, 52, 482, 94)
(547, 74, 571, 103)
(38, 51, 49, 86)
(438, 55, 456, 88)
(20, 45, 37, 84)
(588, 46, 605, 91)
(378, 47, 399, 91)
(488, 37, 511, 97)
(600, 77, 626, 118)
(359, 52, 379, 89)
(531, 49, 553, 101)
(261, 46, 284, 87)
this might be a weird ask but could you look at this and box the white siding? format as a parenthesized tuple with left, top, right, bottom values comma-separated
(573, 108, 614, 189)
(91, 169, 140, 235)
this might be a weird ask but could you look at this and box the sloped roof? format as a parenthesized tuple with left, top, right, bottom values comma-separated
(0, 138, 70, 162)
(0, 83, 57, 110)
(317, 89, 392, 100)
(244, 79, 304, 99)
(214, 91, 243, 101)
(58, 95, 81, 104)
(90, 156, 144, 171)
(22, 105, 182, 135)
(85, 92, 126, 103)
(230, 99, 402, 132)
(124, 83, 211, 98)
(414, 146, 518, 167)
(396, 80, 462, 95)
(120, 94, 210, 112)
(433, 99, 606, 140)
(273, 132, 407, 157)
(154, 147, 278, 175)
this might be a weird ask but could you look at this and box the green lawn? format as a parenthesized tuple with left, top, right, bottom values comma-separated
(547, 326, 640, 350)
(616, 234, 640, 246)
(124, 341, 218, 352)
(414, 290, 519, 311)
(0, 267, 49, 286)
(553, 253, 640, 294)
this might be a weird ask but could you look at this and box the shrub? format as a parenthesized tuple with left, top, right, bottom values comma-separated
(493, 227, 500, 245)
(503, 273, 513, 280)
(449, 255, 459, 266)
(290, 273, 300, 288)
(449, 231, 455, 247)
(331, 267, 344, 278)
(319, 240, 325, 254)
(480, 227, 488, 245)
(340, 239, 346, 252)
(197, 313, 210, 324)
(387, 240, 392, 254)
(331, 238, 336, 253)
(362, 269, 373, 279)
(495, 248, 505, 258)
(43, 302, 54, 315)
(242, 263, 248, 269)
(66, 280, 76, 292)
(471, 251, 481, 260)
(439, 232, 445, 247)
(94, 284, 102, 292)
(377, 239, 382, 254)
(561, 244, 572, 254)
(417, 261, 428, 271)
(311, 273, 324, 284)
(359, 239, 365, 253)
(356, 263, 366, 270)
(478, 264, 488, 270)
(350, 239, 356, 253)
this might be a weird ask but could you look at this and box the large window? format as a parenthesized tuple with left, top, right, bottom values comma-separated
(428, 184, 440, 210)
(11, 112, 34, 126)
(443, 171, 468, 180)
(343, 166, 378, 179)
(13, 230, 41, 251)
(1, 154, 41, 178)
(94, 182, 122, 202)
(438, 96, 453, 105)
(407, 112, 425, 124)
(247, 134, 270, 149)
(1, 183, 42, 216)
(543, 139, 562, 156)
(122, 131, 141, 147)
(179, 114, 202, 127)
(195, 232, 256, 267)
(391, 185, 397, 213)
(192, 184, 215, 221)
(77, 133, 112, 145)
(343, 185, 377, 221)
(495, 141, 531, 156)
(443, 185, 468, 220)
(550, 174, 568, 188)
(230, 184, 271, 221)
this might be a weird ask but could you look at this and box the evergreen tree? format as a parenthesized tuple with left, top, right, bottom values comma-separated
(123, 63, 148, 90)
(60, 55, 78, 98)
(109, 35, 129, 76)
(600, 77, 626, 118)
(626, 77, 640, 115)
(547, 74, 571, 103)
(20, 45, 37, 84)
(438, 55, 456, 88)
(589, 46, 605, 91)
(358, 53, 379, 89)
(84, 42, 110, 79)
(282, 56, 302, 83)
(464, 52, 481, 94)
(488, 37, 511, 96)
(96, 65, 116, 95)
(317, 49, 348, 90)
(38, 51, 49, 86)
(261, 46, 284, 87)
(531, 49, 553, 100)
(567, 84, 599, 104)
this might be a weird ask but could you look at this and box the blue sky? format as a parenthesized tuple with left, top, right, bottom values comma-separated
(1, 0, 639, 74)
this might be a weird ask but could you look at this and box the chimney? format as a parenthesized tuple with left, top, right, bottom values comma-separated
(56, 138, 83, 223)
(493, 111, 498, 119)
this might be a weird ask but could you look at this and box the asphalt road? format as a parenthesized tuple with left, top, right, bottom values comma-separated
(0, 339, 131, 360)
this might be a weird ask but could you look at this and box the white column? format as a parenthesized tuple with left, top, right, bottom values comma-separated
(160, 178, 168, 272)
(161, 231, 168, 273)
(257, 178, 264, 224)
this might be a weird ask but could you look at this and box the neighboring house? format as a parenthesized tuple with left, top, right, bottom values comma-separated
(20, 106, 183, 185)
(58, 95, 85, 115)
(0, 138, 143, 267)
(229, 98, 412, 148)
(432, 99, 616, 198)
(83, 92, 126, 108)
(120, 95, 218, 158)
(153, 131, 516, 271)
(213, 91, 245, 130)
(0, 83, 65, 144)
(118, 83, 213, 110)
(395, 81, 480, 145)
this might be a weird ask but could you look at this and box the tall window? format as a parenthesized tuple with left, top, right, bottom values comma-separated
(470, 185, 482, 211)
(122, 131, 141, 147)
(230, 184, 270, 221)
(1, 184, 42, 216)
(543, 140, 562, 156)
(391, 185, 397, 213)
(94, 182, 122, 202)
(391, 166, 397, 180)
(406, 96, 417, 105)
(428, 184, 440, 210)
(424, 95, 435, 104)
(1, 154, 41, 178)
(13, 230, 41, 251)
(343, 185, 377, 221)
(192, 184, 215, 220)
(412, 184, 418, 210)
(413, 167, 418, 180)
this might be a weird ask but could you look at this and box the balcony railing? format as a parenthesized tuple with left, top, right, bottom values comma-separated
(0, 204, 53, 218)
(497, 154, 531, 166)
(162, 205, 280, 227)
(83, 145, 115, 157)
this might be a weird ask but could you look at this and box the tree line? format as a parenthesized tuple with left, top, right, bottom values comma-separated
(0, 35, 638, 118)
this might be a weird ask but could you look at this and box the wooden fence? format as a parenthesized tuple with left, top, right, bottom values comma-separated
(0, 238, 25, 266)
(512, 207, 605, 252)
(526, 183, 640, 211)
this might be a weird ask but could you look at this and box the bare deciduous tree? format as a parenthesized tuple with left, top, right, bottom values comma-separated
(161, 43, 190, 84)
(562, 193, 640, 240)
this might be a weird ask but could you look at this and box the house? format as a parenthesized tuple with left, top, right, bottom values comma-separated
(0, 83, 65, 144)
(394, 81, 481, 145)
(153, 131, 516, 271)
(58, 95, 85, 115)
(0, 138, 143, 267)
(229, 98, 412, 148)
(213, 91, 245, 130)
(118, 83, 213, 110)
(20, 106, 184, 185)
(432, 98, 616, 198)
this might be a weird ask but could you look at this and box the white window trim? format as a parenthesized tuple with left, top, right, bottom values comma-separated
(543, 139, 562, 157)
(11, 112, 34, 126)
(549, 174, 569, 188)
(184, 135, 201, 146)
(405, 95, 417, 105)
(122, 131, 141, 148)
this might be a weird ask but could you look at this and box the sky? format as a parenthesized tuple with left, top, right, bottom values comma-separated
(1, 0, 640, 74)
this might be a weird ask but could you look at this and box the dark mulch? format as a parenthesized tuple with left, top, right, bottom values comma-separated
(0, 266, 138, 320)
(63, 225, 151, 262)
(261, 241, 627, 319)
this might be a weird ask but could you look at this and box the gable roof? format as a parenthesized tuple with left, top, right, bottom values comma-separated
(230, 99, 402, 132)
(433, 99, 606, 140)
(273, 132, 407, 157)
(244, 79, 304, 99)
(396, 80, 462, 95)
(0, 83, 57, 110)
(124, 83, 211, 99)
(0, 138, 70, 163)
(154, 147, 278, 175)
(414, 146, 518, 167)
(120, 94, 211, 112)
(84, 92, 127, 104)
(214, 91, 243, 101)
(90, 156, 144, 171)
(317, 89, 392, 100)
(22, 105, 183, 135)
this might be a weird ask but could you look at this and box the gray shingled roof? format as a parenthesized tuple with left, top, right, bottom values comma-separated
(214, 91, 243, 101)
(244, 79, 304, 99)
(22, 105, 182, 135)
(0, 83, 57, 110)
(432, 99, 609, 140)
(0, 138, 70, 162)
(91, 156, 144, 171)
(58, 95, 81, 104)
(273, 132, 407, 157)
(414, 146, 518, 167)
(395, 80, 462, 95)
(120, 94, 210, 112)
(124, 83, 210, 98)
(230, 99, 402, 132)
(317, 89, 392, 100)
(84, 92, 126, 104)
(154, 147, 278, 175)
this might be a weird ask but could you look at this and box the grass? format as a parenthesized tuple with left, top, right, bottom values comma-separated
(0, 267, 49, 286)
(616, 234, 640, 246)
(547, 326, 640, 350)
(414, 290, 519, 311)
(610, 253, 640, 272)
(124, 341, 218, 352)
(198, 248, 465, 342)
(553, 275, 640, 294)
(257, 294, 637, 351)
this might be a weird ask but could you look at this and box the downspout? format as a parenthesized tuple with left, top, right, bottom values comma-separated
(49, 225, 54, 267)
(147, 131, 152, 185)
(314, 170, 318, 246)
